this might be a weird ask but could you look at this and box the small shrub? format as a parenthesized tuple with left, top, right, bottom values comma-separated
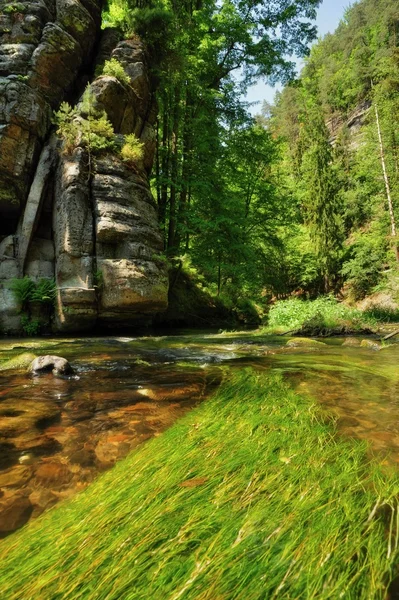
(120, 133, 144, 165)
(101, 1, 129, 30)
(53, 102, 80, 153)
(3, 3, 25, 14)
(20, 314, 41, 336)
(54, 87, 115, 155)
(234, 298, 260, 327)
(93, 270, 104, 291)
(102, 58, 130, 86)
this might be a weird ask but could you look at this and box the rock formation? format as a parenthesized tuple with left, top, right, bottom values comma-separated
(327, 100, 371, 149)
(30, 355, 73, 375)
(0, 1, 168, 333)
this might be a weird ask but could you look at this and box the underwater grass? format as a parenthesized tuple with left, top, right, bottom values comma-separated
(1, 371, 399, 599)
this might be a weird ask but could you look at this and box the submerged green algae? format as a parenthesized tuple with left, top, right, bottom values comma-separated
(0, 352, 37, 371)
(0, 371, 398, 599)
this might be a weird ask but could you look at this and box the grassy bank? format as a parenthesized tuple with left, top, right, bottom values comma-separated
(1, 371, 399, 599)
(265, 296, 385, 335)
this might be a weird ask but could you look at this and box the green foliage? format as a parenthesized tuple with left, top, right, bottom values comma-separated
(299, 99, 344, 289)
(53, 102, 80, 153)
(93, 269, 104, 291)
(129, 7, 173, 58)
(102, 0, 324, 305)
(101, 0, 128, 30)
(10, 277, 56, 308)
(233, 298, 260, 327)
(9, 277, 36, 312)
(341, 227, 389, 300)
(3, 3, 25, 14)
(101, 58, 130, 85)
(20, 314, 41, 337)
(53, 87, 115, 155)
(296, 0, 383, 113)
(10, 277, 56, 335)
(120, 133, 144, 165)
(1, 371, 399, 598)
(30, 278, 56, 305)
(269, 0, 399, 301)
(267, 296, 375, 332)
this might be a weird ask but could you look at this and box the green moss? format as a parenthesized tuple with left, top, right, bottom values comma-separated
(286, 337, 327, 348)
(0, 352, 37, 371)
(3, 3, 25, 14)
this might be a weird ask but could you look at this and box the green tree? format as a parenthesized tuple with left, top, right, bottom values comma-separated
(300, 98, 343, 290)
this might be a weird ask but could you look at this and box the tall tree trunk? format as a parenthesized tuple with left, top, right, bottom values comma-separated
(167, 86, 180, 254)
(155, 116, 161, 207)
(159, 99, 170, 244)
(374, 100, 399, 261)
(217, 256, 221, 296)
(175, 88, 192, 252)
(185, 185, 192, 251)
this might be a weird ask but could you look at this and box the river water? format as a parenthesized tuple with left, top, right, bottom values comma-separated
(0, 331, 398, 536)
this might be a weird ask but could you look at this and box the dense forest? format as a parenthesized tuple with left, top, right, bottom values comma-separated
(104, 0, 399, 316)
(270, 0, 399, 302)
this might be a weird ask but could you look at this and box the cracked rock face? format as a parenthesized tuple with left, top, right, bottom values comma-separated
(54, 38, 168, 332)
(0, 0, 168, 333)
(0, 0, 103, 234)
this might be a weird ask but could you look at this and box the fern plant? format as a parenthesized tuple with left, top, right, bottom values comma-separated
(9, 277, 36, 312)
(31, 278, 56, 305)
(10, 277, 57, 336)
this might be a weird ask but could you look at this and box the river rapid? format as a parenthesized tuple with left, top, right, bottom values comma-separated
(0, 331, 398, 536)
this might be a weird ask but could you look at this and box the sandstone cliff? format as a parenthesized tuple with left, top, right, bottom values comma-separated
(326, 100, 371, 149)
(0, 0, 168, 333)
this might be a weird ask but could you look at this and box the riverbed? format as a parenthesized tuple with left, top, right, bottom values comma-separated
(0, 331, 398, 536)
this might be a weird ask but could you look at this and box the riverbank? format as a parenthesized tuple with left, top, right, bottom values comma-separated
(1, 370, 398, 598)
(263, 295, 399, 337)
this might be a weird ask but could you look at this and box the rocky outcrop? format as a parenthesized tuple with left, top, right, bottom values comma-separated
(53, 38, 168, 332)
(327, 100, 371, 149)
(0, 2, 168, 333)
(0, 0, 102, 233)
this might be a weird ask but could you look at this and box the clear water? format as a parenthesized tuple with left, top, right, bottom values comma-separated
(0, 331, 398, 534)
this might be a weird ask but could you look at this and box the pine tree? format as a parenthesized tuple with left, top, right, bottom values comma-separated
(300, 99, 343, 290)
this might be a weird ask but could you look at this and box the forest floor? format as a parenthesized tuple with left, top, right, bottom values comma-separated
(0, 371, 399, 599)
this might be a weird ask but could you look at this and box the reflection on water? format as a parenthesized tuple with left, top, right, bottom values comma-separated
(0, 332, 398, 535)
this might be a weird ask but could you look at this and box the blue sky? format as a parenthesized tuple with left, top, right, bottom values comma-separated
(246, 0, 352, 114)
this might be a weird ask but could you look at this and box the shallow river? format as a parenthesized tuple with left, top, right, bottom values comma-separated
(0, 331, 398, 536)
